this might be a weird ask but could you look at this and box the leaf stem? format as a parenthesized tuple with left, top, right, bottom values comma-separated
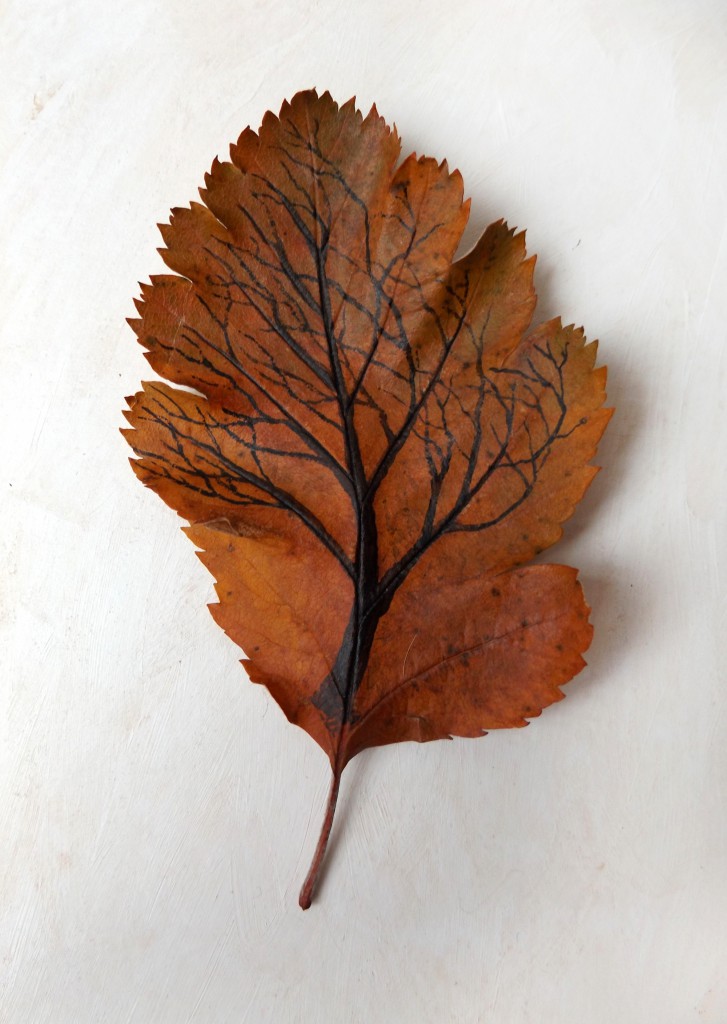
(299, 758, 343, 909)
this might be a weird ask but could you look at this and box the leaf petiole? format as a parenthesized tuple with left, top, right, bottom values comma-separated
(299, 755, 344, 909)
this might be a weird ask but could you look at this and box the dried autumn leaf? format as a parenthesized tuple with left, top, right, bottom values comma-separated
(123, 90, 612, 908)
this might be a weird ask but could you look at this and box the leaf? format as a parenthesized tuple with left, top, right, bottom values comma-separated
(123, 90, 612, 908)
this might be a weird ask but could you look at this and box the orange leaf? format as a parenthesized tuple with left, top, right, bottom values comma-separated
(123, 90, 612, 908)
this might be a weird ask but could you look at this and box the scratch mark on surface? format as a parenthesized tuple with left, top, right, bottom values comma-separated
(401, 632, 418, 677)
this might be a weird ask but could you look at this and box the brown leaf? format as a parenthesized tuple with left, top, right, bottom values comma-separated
(123, 89, 612, 908)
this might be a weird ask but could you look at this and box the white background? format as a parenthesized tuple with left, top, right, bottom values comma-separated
(2, 1, 726, 1021)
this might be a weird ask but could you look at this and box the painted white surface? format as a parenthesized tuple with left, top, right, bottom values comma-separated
(2, 0, 726, 1020)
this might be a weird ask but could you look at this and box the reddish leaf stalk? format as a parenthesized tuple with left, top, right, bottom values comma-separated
(299, 753, 345, 909)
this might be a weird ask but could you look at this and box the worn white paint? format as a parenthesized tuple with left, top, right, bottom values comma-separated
(2, 0, 726, 1020)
